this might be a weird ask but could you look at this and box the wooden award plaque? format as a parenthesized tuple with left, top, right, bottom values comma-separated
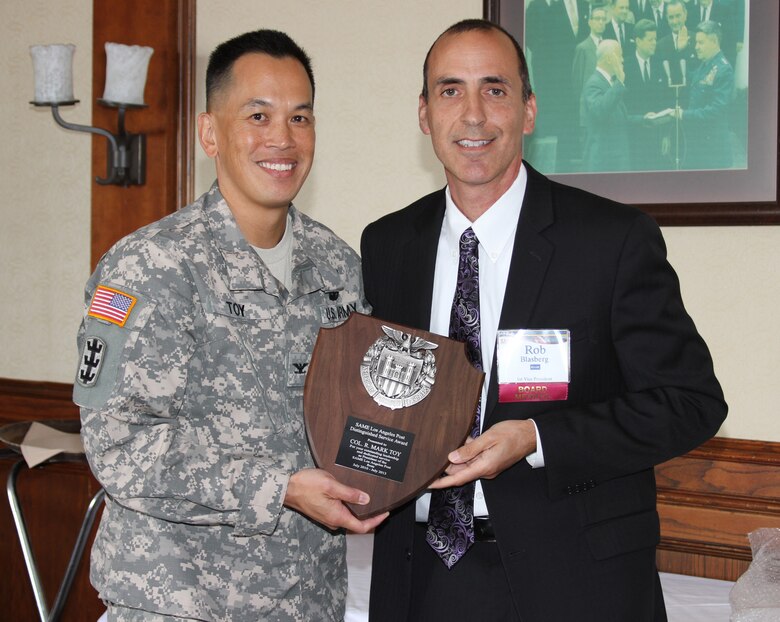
(304, 313, 483, 518)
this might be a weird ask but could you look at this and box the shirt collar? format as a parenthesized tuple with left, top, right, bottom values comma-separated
(443, 163, 527, 263)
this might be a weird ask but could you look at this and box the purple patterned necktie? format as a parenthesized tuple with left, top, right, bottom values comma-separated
(426, 227, 483, 568)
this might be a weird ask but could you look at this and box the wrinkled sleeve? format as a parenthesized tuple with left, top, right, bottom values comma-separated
(75, 238, 292, 536)
(535, 213, 727, 496)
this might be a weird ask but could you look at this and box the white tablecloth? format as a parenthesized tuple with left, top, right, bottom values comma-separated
(660, 571, 734, 622)
(346, 534, 735, 622)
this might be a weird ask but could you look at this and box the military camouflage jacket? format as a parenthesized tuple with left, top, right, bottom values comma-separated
(74, 184, 368, 621)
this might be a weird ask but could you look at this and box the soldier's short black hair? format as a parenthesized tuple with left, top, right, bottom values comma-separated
(206, 29, 314, 110)
(421, 19, 532, 103)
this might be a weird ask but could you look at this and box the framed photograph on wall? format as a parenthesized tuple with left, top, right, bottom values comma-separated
(484, 0, 779, 225)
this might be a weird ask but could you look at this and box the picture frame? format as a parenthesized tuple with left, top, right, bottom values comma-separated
(484, 0, 780, 225)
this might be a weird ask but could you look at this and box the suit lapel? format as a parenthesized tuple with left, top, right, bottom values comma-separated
(485, 165, 555, 421)
(399, 191, 445, 329)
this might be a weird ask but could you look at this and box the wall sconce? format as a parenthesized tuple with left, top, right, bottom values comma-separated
(30, 42, 154, 186)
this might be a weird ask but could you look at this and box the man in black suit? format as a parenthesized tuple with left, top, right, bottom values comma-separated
(363, 18, 726, 622)
(646, 0, 672, 38)
(604, 0, 635, 55)
(656, 0, 700, 163)
(631, 0, 653, 21)
(656, 0, 699, 87)
(624, 19, 672, 169)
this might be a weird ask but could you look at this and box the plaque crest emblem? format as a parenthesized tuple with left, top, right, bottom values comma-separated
(361, 325, 438, 409)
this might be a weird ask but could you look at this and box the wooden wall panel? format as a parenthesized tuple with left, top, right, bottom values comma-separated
(0, 379, 78, 423)
(2, 378, 779, 607)
(90, 0, 195, 268)
(656, 438, 780, 581)
(0, 3, 196, 617)
(0, 380, 102, 621)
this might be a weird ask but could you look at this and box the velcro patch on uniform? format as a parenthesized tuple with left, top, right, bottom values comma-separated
(320, 300, 358, 324)
(76, 337, 106, 387)
(288, 351, 310, 387)
(88, 285, 137, 327)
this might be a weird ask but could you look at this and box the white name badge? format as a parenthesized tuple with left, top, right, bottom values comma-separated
(496, 329, 571, 402)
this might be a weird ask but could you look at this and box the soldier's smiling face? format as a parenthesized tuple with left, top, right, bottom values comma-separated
(198, 53, 315, 217)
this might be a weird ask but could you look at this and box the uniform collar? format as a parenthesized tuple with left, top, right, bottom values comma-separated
(203, 181, 337, 297)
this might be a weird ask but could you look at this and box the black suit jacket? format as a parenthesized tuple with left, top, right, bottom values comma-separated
(624, 53, 669, 113)
(643, 2, 672, 38)
(361, 164, 726, 622)
(604, 20, 635, 54)
(624, 53, 672, 169)
(630, 0, 654, 21)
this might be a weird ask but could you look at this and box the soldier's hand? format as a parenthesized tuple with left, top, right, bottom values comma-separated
(427, 420, 537, 489)
(284, 468, 388, 533)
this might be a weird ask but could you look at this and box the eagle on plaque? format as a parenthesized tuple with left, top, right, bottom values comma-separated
(360, 326, 439, 410)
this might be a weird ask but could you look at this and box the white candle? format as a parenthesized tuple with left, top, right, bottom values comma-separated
(30, 44, 76, 103)
(102, 43, 154, 105)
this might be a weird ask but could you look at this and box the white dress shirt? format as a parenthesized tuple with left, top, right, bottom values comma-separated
(415, 165, 544, 521)
(636, 51, 652, 81)
(611, 19, 626, 47)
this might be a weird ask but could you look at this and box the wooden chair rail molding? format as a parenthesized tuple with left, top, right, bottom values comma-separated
(0, 378, 98, 620)
(90, 0, 195, 268)
(656, 437, 780, 581)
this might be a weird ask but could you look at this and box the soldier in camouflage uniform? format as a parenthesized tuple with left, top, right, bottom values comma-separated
(74, 30, 386, 621)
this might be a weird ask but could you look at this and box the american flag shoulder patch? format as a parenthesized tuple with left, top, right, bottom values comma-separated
(88, 285, 138, 327)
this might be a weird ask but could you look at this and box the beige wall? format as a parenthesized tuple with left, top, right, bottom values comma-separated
(664, 227, 780, 441)
(194, 0, 477, 240)
(1, 0, 778, 442)
(0, 0, 92, 381)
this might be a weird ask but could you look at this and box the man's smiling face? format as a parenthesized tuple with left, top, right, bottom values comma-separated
(418, 28, 536, 204)
(199, 52, 315, 217)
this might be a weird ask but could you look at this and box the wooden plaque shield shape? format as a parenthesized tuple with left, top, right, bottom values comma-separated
(304, 313, 484, 518)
